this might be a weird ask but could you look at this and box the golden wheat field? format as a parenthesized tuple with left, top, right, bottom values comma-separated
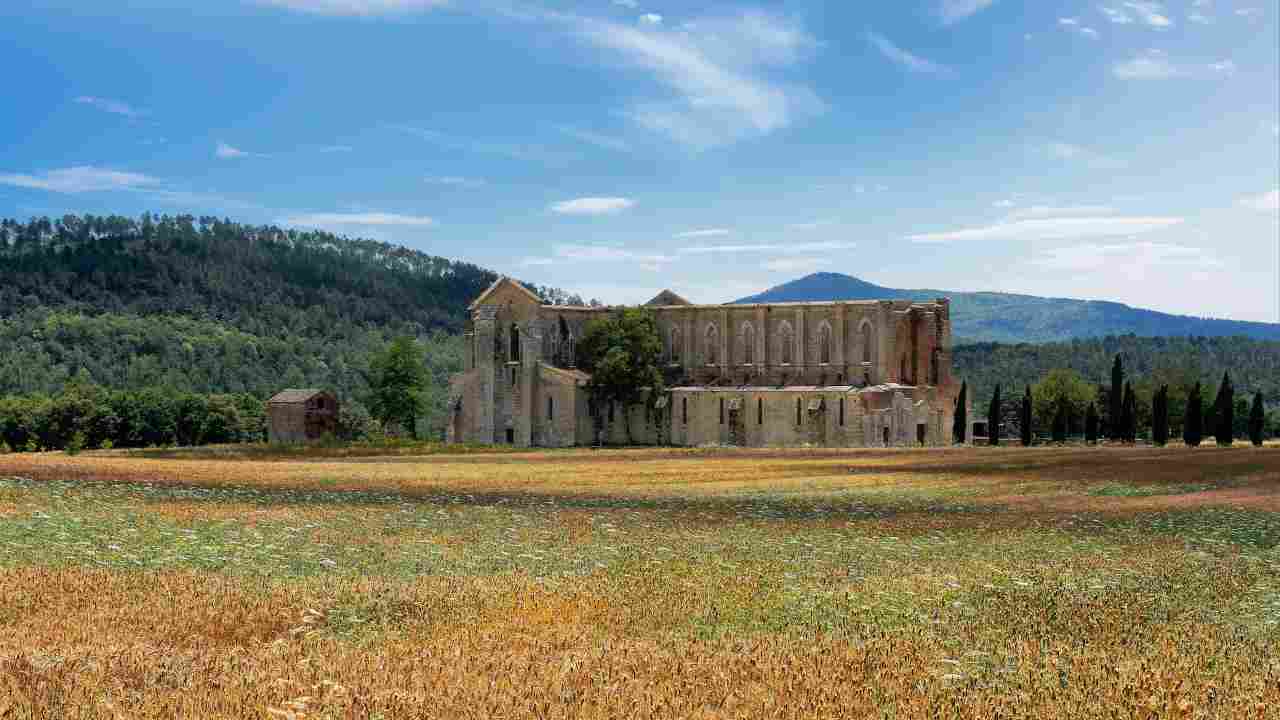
(1, 445, 1278, 719)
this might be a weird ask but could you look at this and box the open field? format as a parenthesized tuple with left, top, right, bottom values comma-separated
(1, 446, 1277, 718)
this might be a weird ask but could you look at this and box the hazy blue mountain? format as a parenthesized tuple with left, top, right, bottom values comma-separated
(734, 272, 1280, 343)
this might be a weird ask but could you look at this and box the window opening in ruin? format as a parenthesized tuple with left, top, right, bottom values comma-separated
(547, 396, 554, 421)
(795, 398, 802, 426)
(682, 397, 688, 424)
(509, 324, 521, 363)
(719, 398, 725, 425)
(757, 398, 763, 425)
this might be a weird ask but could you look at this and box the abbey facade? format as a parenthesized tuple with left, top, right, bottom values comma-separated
(447, 278, 965, 448)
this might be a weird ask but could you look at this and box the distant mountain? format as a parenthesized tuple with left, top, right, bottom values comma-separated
(734, 272, 1280, 343)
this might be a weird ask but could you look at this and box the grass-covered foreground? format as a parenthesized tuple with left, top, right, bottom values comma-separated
(0, 446, 1277, 718)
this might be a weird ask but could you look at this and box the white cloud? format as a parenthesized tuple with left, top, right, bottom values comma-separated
(1113, 51, 1239, 79)
(938, 0, 998, 25)
(867, 32, 948, 73)
(424, 175, 485, 188)
(1058, 18, 1101, 37)
(281, 212, 437, 228)
(907, 215, 1184, 243)
(680, 240, 856, 254)
(552, 10, 822, 148)
(786, 219, 835, 231)
(1112, 55, 1179, 78)
(612, 0, 638, 8)
(1235, 8, 1263, 20)
(74, 96, 143, 119)
(1047, 142, 1122, 168)
(1188, 12, 1212, 24)
(556, 125, 632, 152)
(393, 125, 564, 164)
(215, 142, 262, 159)
(1238, 188, 1279, 212)
(673, 228, 731, 238)
(763, 256, 827, 273)
(550, 197, 635, 215)
(525, 244, 674, 270)
(318, 144, 354, 153)
(1099, 6, 1132, 24)
(993, 199, 1016, 208)
(638, 13, 662, 26)
(1005, 205, 1115, 220)
(256, 0, 447, 16)
(1122, 2, 1172, 27)
(0, 166, 159, 193)
(1032, 241, 1219, 272)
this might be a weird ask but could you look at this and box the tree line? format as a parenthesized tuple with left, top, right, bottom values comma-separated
(964, 355, 1274, 448)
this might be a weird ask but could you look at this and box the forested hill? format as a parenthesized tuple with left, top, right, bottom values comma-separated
(0, 214, 580, 336)
(736, 272, 1280, 344)
(0, 215, 586, 421)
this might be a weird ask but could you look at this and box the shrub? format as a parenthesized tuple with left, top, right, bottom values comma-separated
(65, 432, 85, 456)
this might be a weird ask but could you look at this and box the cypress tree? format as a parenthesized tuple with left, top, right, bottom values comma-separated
(1021, 385, 1033, 447)
(1118, 381, 1134, 443)
(1108, 355, 1124, 441)
(1184, 382, 1203, 448)
(1249, 392, 1265, 447)
(1085, 402, 1098, 444)
(953, 381, 968, 445)
(1052, 399, 1067, 443)
(988, 384, 1001, 447)
(1153, 385, 1169, 447)
(1214, 371, 1234, 446)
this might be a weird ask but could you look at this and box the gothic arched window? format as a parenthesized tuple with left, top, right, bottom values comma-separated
(779, 321, 795, 365)
(509, 324, 521, 363)
(861, 322, 874, 364)
(817, 323, 832, 365)
(705, 323, 719, 366)
(741, 322, 756, 364)
(670, 326, 682, 363)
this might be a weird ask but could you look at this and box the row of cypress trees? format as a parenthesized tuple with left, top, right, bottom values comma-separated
(961, 362, 1268, 447)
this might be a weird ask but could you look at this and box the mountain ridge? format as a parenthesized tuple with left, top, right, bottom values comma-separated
(734, 272, 1280, 343)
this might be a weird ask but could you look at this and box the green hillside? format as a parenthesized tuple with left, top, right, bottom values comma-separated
(735, 272, 1280, 343)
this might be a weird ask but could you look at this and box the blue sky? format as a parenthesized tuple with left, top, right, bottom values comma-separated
(2, 1, 1277, 321)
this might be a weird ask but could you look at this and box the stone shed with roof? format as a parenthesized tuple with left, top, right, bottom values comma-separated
(267, 389, 339, 444)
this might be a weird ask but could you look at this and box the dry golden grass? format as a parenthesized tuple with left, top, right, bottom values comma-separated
(1, 445, 1278, 718)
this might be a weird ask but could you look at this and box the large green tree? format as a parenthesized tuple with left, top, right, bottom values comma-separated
(1032, 369, 1094, 436)
(576, 308, 664, 444)
(367, 336, 427, 439)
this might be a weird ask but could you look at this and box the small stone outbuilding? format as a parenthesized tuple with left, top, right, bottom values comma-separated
(267, 389, 338, 444)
